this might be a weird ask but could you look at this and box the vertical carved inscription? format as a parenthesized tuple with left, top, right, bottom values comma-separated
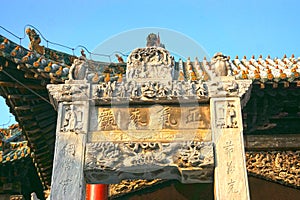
(222, 140, 239, 194)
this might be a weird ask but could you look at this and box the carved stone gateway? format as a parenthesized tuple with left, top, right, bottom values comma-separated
(47, 48, 252, 200)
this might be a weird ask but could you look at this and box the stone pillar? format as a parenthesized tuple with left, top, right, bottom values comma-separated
(209, 77, 251, 200)
(48, 82, 90, 200)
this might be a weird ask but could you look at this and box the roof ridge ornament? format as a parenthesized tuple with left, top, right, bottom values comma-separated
(210, 52, 230, 78)
(26, 28, 45, 55)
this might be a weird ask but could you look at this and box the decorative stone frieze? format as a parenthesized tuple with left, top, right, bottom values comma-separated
(246, 151, 300, 188)
(92, 80, 208, 102)
(84, 141, 214, 184)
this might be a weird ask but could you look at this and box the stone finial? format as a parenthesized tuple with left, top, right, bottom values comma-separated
(146, 33, 165, 48)
(68, 59, 88, 80)
(211, 52, 230, 77)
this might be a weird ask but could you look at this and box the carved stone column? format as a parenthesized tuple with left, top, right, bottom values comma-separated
(48, 81, 90, 200)
(209, 77, 252, 200)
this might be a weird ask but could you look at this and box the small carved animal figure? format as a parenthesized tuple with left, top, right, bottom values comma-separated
(211, 52, 230, 77)
(26, 28, 45, 55)
(68, 59, 87, 80)
(115, 54, 124, 63)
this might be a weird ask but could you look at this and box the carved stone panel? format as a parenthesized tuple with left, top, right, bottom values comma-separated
(88, 105, 211, 142)
(213, 100, 239, 129)
(60, 104, 84, 134)
(126, 47, 173, 83)
(84, 141, 214, 184)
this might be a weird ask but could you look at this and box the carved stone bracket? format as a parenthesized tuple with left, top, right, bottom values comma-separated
(84, 141, 214, 184)
(47, 81, 90, 109)
(208, 77, 252, 99)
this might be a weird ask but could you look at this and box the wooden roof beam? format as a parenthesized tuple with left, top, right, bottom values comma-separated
(0, 81, 44, 89)
(8, 94, 49, 101)
(244, 134, 300, 150)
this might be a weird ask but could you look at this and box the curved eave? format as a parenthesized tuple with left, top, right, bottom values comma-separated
(0, 37, 63, 190)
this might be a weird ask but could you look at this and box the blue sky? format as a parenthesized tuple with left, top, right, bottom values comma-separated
(1, 0, 300, 127)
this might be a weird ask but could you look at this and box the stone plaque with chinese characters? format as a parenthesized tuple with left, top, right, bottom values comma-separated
(88, 104, 211, 142)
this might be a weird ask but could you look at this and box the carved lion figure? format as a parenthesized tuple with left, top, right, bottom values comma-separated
(211, 52, 230, 77)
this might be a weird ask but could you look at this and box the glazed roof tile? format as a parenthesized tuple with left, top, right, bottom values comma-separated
(1, 35, 300, 85)
(0, 35, 75, 83)
(0, 124, 31, 164)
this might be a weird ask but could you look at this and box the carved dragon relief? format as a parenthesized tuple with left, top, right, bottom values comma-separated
(84, 141, 214, 183)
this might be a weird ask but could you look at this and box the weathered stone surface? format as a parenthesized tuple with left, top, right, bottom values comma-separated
(207, 77, 252, 99)
(47, 81, 90, 108)
(211, 98, 250, 200)
(84, 141, 214, 184)
(50, 130, 86, 200)
(50, 101, 90, 200)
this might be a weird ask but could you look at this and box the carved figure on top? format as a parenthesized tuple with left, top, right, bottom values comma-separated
(68, 59, 88, 80)
(146, 33, 165, 48)
(80, 49, 87, 60)
(26, 28, 45, 55)
(210, 52, 230, 77)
